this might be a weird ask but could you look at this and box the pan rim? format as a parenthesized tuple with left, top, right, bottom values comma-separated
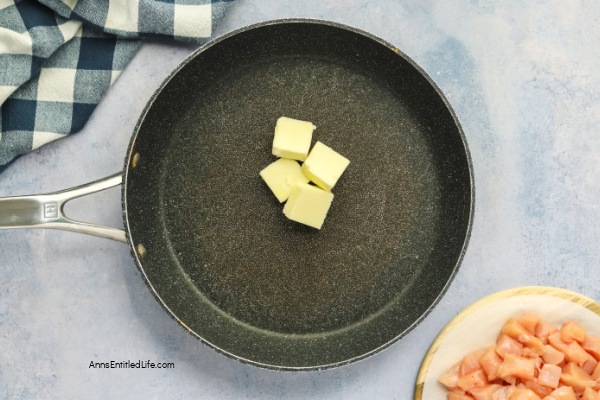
(121, 18, 475, 371)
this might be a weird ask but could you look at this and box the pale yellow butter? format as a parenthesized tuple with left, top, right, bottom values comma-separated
(272, 116, 315, 161)
(301, 141, 350, 191)
(259, 158, 309, 203)
(283, 182, 334, 229)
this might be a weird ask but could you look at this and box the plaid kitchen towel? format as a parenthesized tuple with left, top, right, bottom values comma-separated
(0, 0, 235, 172)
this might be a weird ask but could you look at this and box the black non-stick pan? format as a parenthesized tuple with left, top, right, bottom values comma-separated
(0, 20, 473, 370)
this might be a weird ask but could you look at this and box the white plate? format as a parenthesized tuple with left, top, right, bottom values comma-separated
(415, 286, 600, 399)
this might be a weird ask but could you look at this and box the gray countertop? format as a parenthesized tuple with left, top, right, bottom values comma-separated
(2, 1, 600, 398)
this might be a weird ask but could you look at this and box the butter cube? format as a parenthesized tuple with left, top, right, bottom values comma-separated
(272, 116, 315, 161)
(260, 158, 309, 202)
(301, 141, 350, 191)
(283, 182, 334, 229)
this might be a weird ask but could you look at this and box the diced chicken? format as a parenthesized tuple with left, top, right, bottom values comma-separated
(591, 361, 600, 380)
(549, 332, 594, 366)
(439, 314, 600, 400)
(542, 344, 566, 365)
(566, 341, 596, 367)
(440, 362, 461, 389)
(543, 386, 577, 400)
(538, 364, 561, 389)
(457, 369, 488, 392)
(497, 333, 524, 358)
(469, 383, 502, 400)
(493, 385, 517, 400)
(502, 318, 532, 340)
(561, 321, 586, 344)
(583, 336, 600, 361)
(560, 362, 597, 391)
(583, 357, 599, 375)
(480, 346, 503, 381)
(582, 387, 600, 400)
(521, 313, 542, 335)
(509, 387, 542, 400)
(448, 390, 475, 400)
(548, 332, 569, 353)
(525, 379, 554, 398)
(536, 321, 559, 345)
(523, 347, 542, 360)
(497, 353, 536, 382)
(502, 318, 545, 355)
(460, 349, 486, 376)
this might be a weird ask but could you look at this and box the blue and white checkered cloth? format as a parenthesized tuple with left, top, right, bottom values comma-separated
(0, 0, 234, 172)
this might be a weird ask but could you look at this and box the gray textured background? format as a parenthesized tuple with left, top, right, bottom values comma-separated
(1, 0, 600, 398)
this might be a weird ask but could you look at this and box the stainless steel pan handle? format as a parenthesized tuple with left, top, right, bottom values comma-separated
(0, 173, 127, 243)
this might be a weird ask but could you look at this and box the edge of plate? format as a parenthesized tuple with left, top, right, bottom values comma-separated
(413, 286, 600, 399)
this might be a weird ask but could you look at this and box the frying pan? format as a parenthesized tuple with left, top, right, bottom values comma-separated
(0, 20, 474, 370)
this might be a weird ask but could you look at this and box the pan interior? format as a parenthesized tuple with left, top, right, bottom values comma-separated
(125, 21, 471, 367)
(163, 55, 437, 334)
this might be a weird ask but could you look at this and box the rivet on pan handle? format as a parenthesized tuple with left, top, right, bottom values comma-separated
(0, 173, 127, 243)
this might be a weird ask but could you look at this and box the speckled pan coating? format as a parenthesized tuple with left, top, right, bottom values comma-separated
(122, 19, 474, 370)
